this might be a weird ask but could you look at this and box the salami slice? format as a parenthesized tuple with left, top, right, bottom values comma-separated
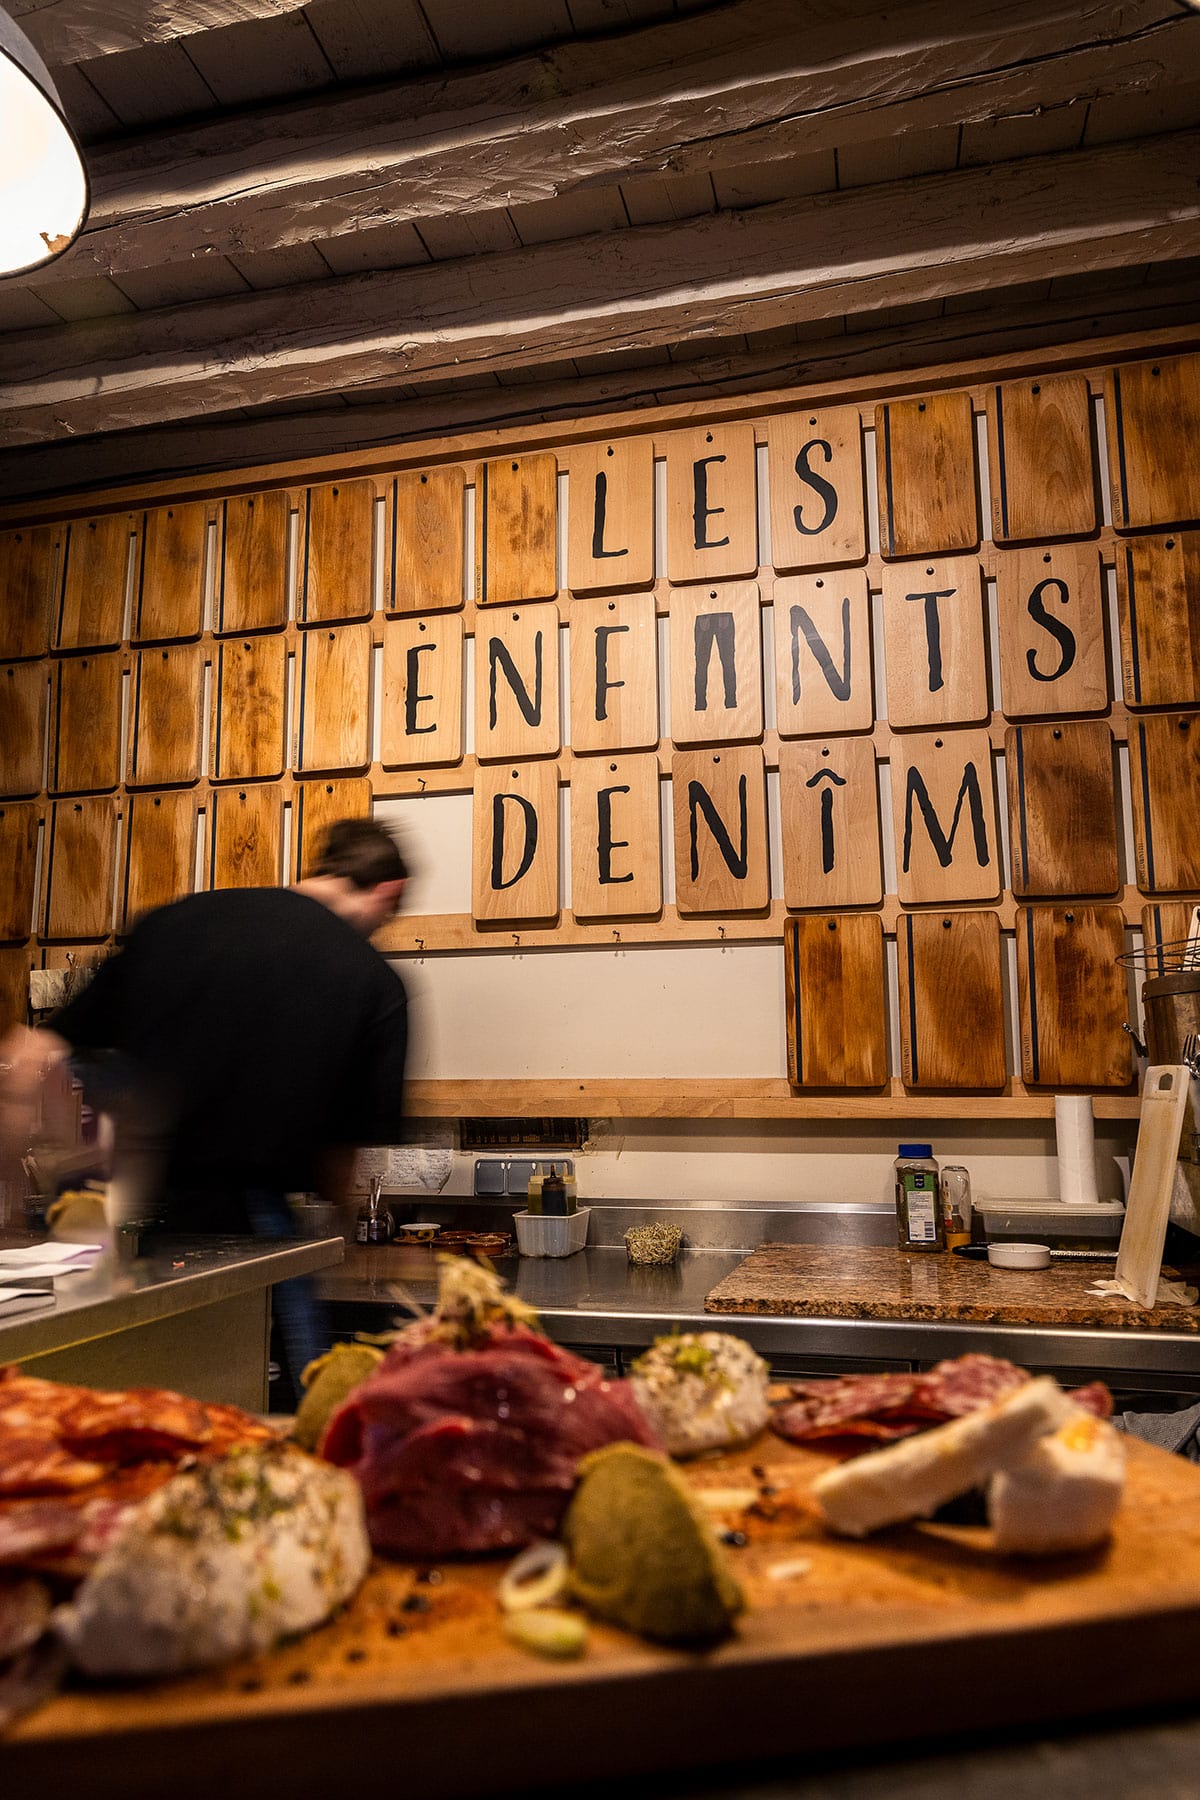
(0, 1437, 106, 1497)
(0, 1501, 83, 1567)
(798, 1418, 924, 1443)
(0, 1577, 51, 1661)
(912, 1354, 1029, 1417)
(773, 1374, 917, 1441)
(57, 1387, 215, 1462)
(1068, 1381, 1114, 1419)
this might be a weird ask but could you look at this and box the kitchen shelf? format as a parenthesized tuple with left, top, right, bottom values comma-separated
(405, 1079, 1141, 1121)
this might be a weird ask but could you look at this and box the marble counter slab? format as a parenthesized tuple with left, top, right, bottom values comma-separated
(704, 1242, 1200, 1332)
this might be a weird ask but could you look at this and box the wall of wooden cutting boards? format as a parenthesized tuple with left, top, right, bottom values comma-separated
(1, 338, 1198, 1105)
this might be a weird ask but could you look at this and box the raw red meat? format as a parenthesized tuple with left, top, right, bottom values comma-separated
(322, 1321, 660, 1556)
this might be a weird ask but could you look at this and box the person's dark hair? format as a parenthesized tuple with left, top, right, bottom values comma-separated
(312, 818, 408, 888)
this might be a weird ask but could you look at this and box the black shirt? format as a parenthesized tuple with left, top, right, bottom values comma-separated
(54, 888, 408, 1199)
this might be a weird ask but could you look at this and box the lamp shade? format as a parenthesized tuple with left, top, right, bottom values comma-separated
(0, 5, 88, 277)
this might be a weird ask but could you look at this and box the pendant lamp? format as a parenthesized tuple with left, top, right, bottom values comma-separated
(0, 4, 88, 277)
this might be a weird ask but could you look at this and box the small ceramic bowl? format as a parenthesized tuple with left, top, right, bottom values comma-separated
(397, 1222, 439, 1243)
(987, 1242, 1051, 1270)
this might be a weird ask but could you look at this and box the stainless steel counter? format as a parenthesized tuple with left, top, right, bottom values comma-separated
(3, 1234, 343, 1408)
(322, 1243, 1200, 1387)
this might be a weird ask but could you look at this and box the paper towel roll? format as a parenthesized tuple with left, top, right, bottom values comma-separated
(1056, 1094, 1100, 1205)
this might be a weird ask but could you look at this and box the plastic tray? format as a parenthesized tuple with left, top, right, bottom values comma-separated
(513, 1207, 590, 1258)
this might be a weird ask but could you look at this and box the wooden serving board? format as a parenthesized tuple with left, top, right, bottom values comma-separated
(10, 1430, 1200, 1800)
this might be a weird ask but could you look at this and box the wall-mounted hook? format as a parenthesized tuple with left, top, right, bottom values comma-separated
(417, 776, 426, 791)
(612, 929, 621, 942)
(512, 933, 520, 946)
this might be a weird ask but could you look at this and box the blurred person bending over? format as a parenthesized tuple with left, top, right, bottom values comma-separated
(0, 818, 410, 1407)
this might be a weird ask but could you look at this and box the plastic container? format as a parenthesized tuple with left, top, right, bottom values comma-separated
(513, 1207, 590, 1258)
(895, 1144, 943, 1252)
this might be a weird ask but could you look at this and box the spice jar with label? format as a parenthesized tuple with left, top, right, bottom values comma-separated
(894, 1144, 944, 1252)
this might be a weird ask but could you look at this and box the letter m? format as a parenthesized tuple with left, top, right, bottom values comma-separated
(902, 762, 990, 872)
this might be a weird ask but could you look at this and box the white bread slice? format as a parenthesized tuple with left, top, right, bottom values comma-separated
(812, 1376, 1074, 1538)
(988, 1411, 1126, 1555)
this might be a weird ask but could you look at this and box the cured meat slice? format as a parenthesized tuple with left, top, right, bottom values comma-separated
(56, 1387, 215, 1461)
(0, 1501, 83, 1567)
(798, 1418, 924, 1443)
(1068, 1382, 1114, 1419)
(774, 1375, 918, 1441)
(912, 1355, 1029, 1417)
(0, 1370, 89, 1435)
(0, 1437, 106, 1497)
(0, 1577, 51, 1661)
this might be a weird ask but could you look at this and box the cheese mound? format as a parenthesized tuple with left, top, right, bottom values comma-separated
(988, 1412, 1126, 1555)
(812, 1377, 1075, 1538)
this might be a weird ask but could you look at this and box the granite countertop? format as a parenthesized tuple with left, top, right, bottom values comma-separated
(704, 1242, 1200, 1332)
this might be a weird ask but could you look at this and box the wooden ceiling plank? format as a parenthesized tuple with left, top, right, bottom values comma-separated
(1, 131, 1197, 447)
(32, 0, 1190, 282)
(2, 308, 1197, 517)
(11, 0, 315, 66)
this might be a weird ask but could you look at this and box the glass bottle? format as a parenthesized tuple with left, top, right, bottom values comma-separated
(895, 1144, 944, 1252)
(940, 1165, 972, 1250)
(355, 1176, 394, 1245)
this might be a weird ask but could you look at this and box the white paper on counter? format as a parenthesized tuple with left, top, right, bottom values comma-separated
(0, 1242, 103, 1266)
(0, 1288, 56, 1316)
(354, 1143, 453, 1192)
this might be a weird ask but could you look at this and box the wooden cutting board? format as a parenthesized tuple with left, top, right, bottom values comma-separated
(216, 491, 289, 634)
(120, 790, 197, 929)
(1116, 532, 1200, 710)
(1016, 903, 1132, 1088)
(668, 582, 763, 745)
(300, 479, 376, 623)
(128, 645, 204, 788)
(1106, 351, 1200, 531)
(11, 1430, 1200, 1800)
(211, 635, 288, 783)
(896, 908, 1006, 1090)
(0, 662, 48, 798)
(566, 437, 655, 593)
(55, 513, 134, 651)
(767, 405, 867, 571)
(390, 467, 465, 613)
(475, 452, 558, 606)
(876, 392, 979, 559)
(0, 801, 38, 942)
(785, 912, 887, 1087)
(664, 423, 758, 584)
(1006, 720, 1119, 898)
(986, 372, 1097, 543)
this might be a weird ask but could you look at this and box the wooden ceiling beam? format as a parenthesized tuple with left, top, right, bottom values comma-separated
(31, 0, 1189, 282)
(2, 286, 1197, 508)
(1, 130, 1197, 447)
(10, 0, 312, 66)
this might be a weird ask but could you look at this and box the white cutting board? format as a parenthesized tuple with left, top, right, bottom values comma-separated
(1114, 1065, 1190, 1308)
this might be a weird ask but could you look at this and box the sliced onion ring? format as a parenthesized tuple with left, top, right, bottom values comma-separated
(694, 1487, 758, 1512)
(498, 1540, 568, 1613)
